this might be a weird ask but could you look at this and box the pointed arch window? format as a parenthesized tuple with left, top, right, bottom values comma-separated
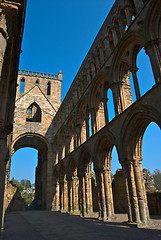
(26, 102, 42, 122)
(47, 82, 51, 95)
(36, 80, 39, 85)
(20, 78, 25, 93)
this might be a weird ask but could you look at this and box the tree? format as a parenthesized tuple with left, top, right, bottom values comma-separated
(25, 180, 31, 189)
(11, 178, 19, 186)
(152, 169, 161, 190)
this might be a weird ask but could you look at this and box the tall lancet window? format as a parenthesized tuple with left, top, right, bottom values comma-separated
(26, 102, 42, 122)
(20, 78, 25, 93)
(47, 82, 51, 95)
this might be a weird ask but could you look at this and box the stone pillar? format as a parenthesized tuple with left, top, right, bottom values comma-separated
(95, 169, 107, 221)
(79, 175, 86, 217)
(104, 36, 111, 56)
(133, 158, 150, 224)
(85, 174, 93, 214)
(60, 179, 64, 211)
(123, 161, 141, 223)
(102, 98, 109, 125)
(118, 17, 125, 36)
(63, 179, 68, 212)
(90, 107, 97, 135)
(72, 177, 79, 213)
(55, 182, 60, 211)
(110, 82, 123, 115)
(0, 133, 7, 232)
(103, 168, 114, 219)
(67, 177, 72, 213)
(125, 7, 132, 26)
(88, 175, 93, 214)
(130, 67, 141, 100)
(111, 27, 118, 46)
(99, 46, 104, 65)
(144, 40, 161, 84)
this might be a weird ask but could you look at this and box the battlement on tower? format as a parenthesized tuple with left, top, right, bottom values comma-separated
(18, 69, 63, 81)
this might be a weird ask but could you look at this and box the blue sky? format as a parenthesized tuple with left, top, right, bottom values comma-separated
(10, 0, 161, 184)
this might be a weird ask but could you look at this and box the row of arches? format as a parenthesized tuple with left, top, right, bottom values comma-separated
(52, 108, 161, 224)
(53, 43, 157, 164)
(52, 0, 161, 163)
(19, 78, 51, 95)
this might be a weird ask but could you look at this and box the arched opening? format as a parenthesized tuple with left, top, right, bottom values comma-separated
(122, 111, 161, 224)
(20, 78, 25, 93)
(67, 159, 79, 214)
(59, 164, 68, 212)
(51, 170, 59, 211)
(78, 150, 95, 217)
(136, 48, 155, 96)
(47, 82, 51, 95)
(111, 146, 127, 215)
(95, 137, 119, 220)
(36, 80, 39, 85)
(107, 89, 115, 122)
(141, 122, 161, 216)
(26, 102, 42, 122)
(11, 134, 48, 210)
(10, 147, 38, 210)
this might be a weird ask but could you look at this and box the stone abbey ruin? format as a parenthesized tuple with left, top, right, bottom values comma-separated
(0, 0, 161, 232)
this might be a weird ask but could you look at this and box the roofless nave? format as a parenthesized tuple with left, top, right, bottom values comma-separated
(0, 0, 160, 233)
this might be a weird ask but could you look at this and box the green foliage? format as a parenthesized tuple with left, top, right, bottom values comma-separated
(16, 183, 24, 192)
(22, 193, 33, 205)
(25, 180, 31, 189)
(152, 169, 161, 190)
(11, 178, 19, 186)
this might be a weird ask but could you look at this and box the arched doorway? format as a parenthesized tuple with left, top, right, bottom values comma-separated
(10, 134, 49, 210)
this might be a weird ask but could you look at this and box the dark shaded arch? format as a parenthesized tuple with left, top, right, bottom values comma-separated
(26, 102, 42, 122)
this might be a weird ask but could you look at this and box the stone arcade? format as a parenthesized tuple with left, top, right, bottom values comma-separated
(0, 0, 161, 233)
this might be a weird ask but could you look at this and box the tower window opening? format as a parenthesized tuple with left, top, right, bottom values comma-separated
(26, 102, 42, 122)
(36, 80, 39, 85)
(20, 78, 25, 93)
(47, 82, 51, 95)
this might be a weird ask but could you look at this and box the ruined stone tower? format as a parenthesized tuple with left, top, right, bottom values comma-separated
(11, 69, 62, 208)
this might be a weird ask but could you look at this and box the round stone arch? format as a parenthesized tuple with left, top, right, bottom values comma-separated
(121, 105, 161, 160)
(111, 33, 145, 83)
(120, 105, 161, 224)
(11, 132, 50, 210)
(144, 0, 161, 40)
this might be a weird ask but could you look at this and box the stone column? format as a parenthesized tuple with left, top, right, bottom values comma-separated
(102, 98, 109, 125)
(79, 175, 86, 217)
(88, 175, 93, 214)
(55, 182, 60, 211)
(85, 174, 91, 214)
(110, 82, 123, 115)
(95, 169, 107, 221)
(123, 160, 141, 223)
(63, 179, 68, 212)
(122, 165, 133, 223)
(130, 67, 141, 100)
(99, 46, 104, 65)
(103, 168, 114, 219)
(73, 176, 79, 213)
(133, 158, 150, 224)
(104, 36, 111, 56)
(111, 27, 118, 46)
(144, 40, 161, 84)
(0, 138, 7, 232)
(118, 17, 125, 36)
(90, 107, 97, 135)
(124, 6, 132, 26)
(60, 179, 64, 211)
(67, 177, 72, 213)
